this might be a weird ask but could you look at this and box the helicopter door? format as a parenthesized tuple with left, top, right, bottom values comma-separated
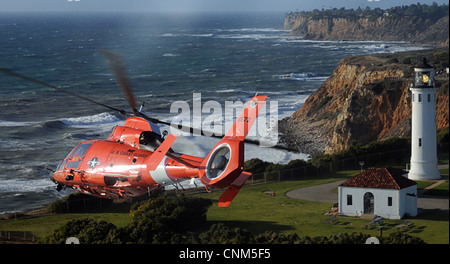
(66, 142, 93, 169)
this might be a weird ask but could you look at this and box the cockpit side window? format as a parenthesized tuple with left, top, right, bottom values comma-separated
(139, 131, 163, 151)
(66, 142, 93, 169)
(57, 150, 73, 171)
(139, 131, 174, 153)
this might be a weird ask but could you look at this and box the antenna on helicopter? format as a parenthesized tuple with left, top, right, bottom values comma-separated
(139, 101, 145, 113)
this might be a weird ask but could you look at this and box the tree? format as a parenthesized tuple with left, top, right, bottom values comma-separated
(38, 218, 117, 244)
(127, 195, 212, 243)
(244, 158, 270, 174)
(39, 195, 212, 244)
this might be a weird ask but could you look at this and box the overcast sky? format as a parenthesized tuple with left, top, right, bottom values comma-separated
(0, 0, 448, 13)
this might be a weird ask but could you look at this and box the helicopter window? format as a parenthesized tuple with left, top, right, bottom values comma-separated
(139, 131, 174, 153)
(57, 150, 74, 171)
(66, 142, 93, 169)
(139, 131, 163, 151)
(140, 131, 161, 144)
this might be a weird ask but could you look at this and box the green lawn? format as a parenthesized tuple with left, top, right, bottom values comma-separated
(0, 212, 131, 239)
(1, 170, 448, 244)
(198, 178, 349, 236)
(196, 171, 448, 244)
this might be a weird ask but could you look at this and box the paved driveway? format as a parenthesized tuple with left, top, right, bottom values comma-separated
(285, 180, 345, 204)
(285, 180, 448, 211)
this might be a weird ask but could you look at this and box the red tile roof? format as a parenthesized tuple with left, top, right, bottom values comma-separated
(339, 167, 417, 190)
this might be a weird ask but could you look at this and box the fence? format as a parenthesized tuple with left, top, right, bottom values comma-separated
(248, 147, 412, 184)
(247, 142, 448, 185)
(0, 230, 35, 244)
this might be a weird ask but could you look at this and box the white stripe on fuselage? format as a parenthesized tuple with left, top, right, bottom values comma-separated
(150, 157, 174, 186)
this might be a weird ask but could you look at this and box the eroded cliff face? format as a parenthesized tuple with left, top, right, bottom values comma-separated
(283, 15, 449, 46)
(279, 51, 449, 155)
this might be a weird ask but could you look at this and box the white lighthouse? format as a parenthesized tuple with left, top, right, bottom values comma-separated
(408, 58, 441, 180)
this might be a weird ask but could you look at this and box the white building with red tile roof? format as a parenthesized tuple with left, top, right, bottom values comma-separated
(338, 167, 417, 219)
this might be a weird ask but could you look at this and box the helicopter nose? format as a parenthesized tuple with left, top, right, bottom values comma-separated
(49, 172, 64, 192)
(49, 172, 56, 183)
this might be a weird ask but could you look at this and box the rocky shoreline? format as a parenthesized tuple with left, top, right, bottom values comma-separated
(283, 5, 449, 47)
(278, 48, 449, 155)
(278, 117, 329, 155)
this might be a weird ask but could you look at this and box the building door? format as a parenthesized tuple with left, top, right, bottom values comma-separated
(364, 192, 374, 214)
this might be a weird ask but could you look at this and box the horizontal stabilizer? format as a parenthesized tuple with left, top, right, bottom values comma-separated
(218, 171, 252, 207)
(147, 134, 177, 171)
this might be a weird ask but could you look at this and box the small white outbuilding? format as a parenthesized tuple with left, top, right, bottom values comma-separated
(338, 167, 417, 219)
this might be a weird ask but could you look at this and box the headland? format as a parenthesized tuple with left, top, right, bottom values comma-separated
(279, 48, 449, 155)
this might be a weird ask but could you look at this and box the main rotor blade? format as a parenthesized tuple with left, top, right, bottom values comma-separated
(1, 68, 295, 151)
(101, 50, 138, 114)
(0, 67, 129, 115)
(137, 111, 223, 139)
(99, 51, 293, 150)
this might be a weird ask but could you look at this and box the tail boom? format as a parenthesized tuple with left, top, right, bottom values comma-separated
(199, 95, 267, 206)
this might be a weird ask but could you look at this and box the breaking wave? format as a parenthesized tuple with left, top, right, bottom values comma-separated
(60, 112, 121, 127)
(0, 113, 121, 128)
(273, 72, 328, 81)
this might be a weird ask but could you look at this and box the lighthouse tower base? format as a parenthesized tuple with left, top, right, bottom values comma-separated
(408, 161, 441, 180)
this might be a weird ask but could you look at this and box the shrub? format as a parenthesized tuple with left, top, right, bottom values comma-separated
(437, 127, 449, 144)
(127, 195, 212, 243)
(38, 218, 117, 244)
(198, 223, 254, 244)
(381, 231, 426, 244)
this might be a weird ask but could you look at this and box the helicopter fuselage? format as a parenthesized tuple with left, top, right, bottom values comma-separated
(52, 138, 202, 199)
(51, 116, 204, 199)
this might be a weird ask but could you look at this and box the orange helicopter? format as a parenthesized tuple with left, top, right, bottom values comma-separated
(0, 51, 277, 207)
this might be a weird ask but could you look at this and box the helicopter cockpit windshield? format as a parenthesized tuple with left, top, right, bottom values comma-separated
(57, 142, 93, 170)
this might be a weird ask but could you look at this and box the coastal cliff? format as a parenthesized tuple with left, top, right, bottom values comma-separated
(279, 48, 449, 155)
(284, 5, 449, 46)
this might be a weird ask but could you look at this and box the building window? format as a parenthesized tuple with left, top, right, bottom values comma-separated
(347, 195, 352, 206)
(419, 138, 422, 147)
(418, 94, 422, 102)
(427, 94, 431, 102)
(388, 197, 392, 206)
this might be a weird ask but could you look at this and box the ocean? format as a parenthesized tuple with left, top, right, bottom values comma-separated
(0, 12, 425, 214)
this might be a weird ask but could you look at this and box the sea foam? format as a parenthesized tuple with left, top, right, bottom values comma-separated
(61, 112, 121, 127)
